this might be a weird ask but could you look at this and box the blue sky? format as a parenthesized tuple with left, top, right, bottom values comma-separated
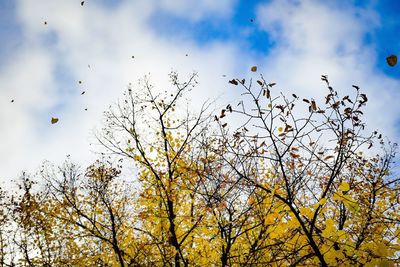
(0, 0, 399, 183)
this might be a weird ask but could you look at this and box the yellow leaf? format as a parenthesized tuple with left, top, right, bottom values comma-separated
(319, 197, 327, 205)
(251, 66, 257, 72)
(51, 117, 59, 124)
(376, 242, 389, 257)
(378, 260, 394, 267)
(339, 182, 350, 192)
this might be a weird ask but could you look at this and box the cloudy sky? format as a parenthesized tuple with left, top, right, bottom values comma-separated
(0, 0, 399, 185)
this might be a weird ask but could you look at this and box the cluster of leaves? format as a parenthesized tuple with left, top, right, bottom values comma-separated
(0, 72, 399, 266)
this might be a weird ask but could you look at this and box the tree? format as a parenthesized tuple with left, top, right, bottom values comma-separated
(1, 72, 399, 266)
(214, 74, 400, 266)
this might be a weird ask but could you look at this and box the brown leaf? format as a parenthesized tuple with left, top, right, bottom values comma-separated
(290, 152, 300, 159)
(257, 80, 263, 86)
(311, 100, 317, 111)
(229, 79, 238, 85)
(360, 94, 368, 103)
(220, 109, 226, 118)
(251, 66, 257, 72)
(222, 123, 227, 128)
(386, 54, 397, 67)
(332, 101, 340, 109)
(268, 82, 276, 87)
(51, 117, 59, 124)
(303, 98, 310, 103)
(324, 155, 334, 160)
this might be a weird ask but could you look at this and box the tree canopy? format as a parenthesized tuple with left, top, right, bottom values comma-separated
(0, 72, 399, 266)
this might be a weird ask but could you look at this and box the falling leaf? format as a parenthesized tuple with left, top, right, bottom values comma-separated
(11, 99, 14, 103)
(250, 18, 254, 22)
(84, 108, 88, 111)
(51, 117, 59, 124)
(185, 54, 188, 56)
(229, 79, 238, 85)
(292, 94, 297, 98)
(78, 80, 82, 84)
(386, 54, 397, 67)
(81, 1, 84, 6)
(251, 66, 257, 72)
(81, 91, 85, 95)
(44, 21, 47, 25)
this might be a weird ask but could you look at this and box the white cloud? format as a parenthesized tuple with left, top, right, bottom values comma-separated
(0, 0, 243, 185)
(255, 0, 400, 139)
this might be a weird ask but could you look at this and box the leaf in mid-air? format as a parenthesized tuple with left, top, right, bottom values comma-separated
(386, 54, 397, 67)
(51, 117, 59, 124)
(251, 66, 257, 72)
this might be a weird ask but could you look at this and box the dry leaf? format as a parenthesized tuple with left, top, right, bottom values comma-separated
(229, 79, 238, 85)
(387, 54, 397, 67)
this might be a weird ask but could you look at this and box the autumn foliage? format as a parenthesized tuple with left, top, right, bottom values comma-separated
(1, 72, 399, 266)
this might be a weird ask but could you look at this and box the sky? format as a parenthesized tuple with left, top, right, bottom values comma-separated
(0, 0, 399, 186)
